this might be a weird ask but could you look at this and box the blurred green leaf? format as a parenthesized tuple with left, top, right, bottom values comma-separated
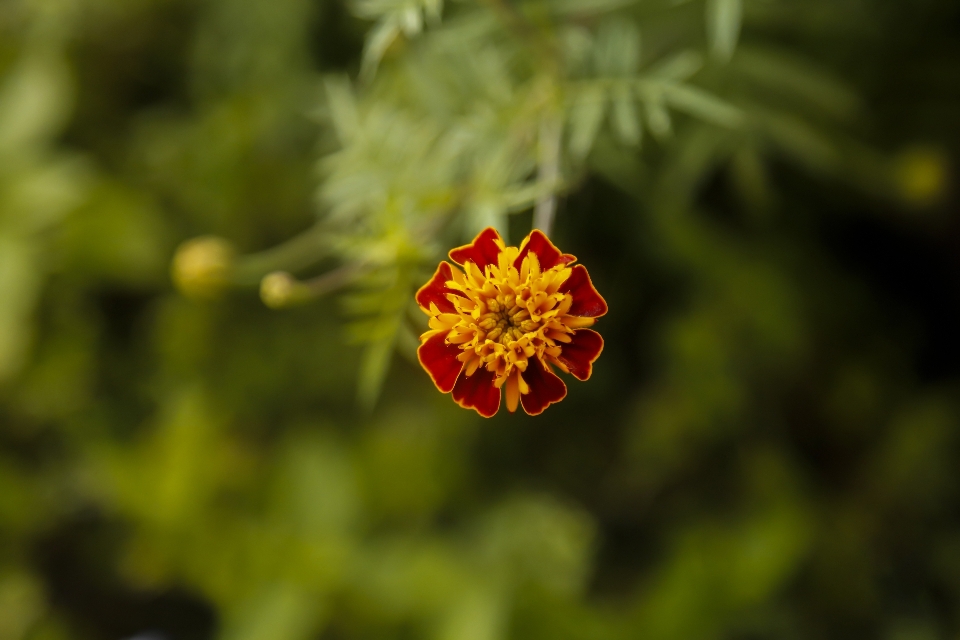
(611, 83, 642, 145)
(644, 97, 673, 139)
(355, 0, 444, 77)
(593, 21, 641, 77)
(567, 84, 607, 159)
(0, 572, 45, 640)
(324, 76, 361, 146)
(434, 588, 505, 640)
(649, 50, 704, 81)
(56, 180, 171, 285)
(345, 263, 417, 409)
(733, 45, 860, 119)
(0, 51, 72, 157)
(551, 0, 639, 17)
(479, 496, 595, 597)
(102, 387, 223, 528)
(0, 239, 41, 384)
(706, 0, 742, 62)
(361, 19, 402, 78)
(754, 106, 839, 170)
(658, 82, 743, 127)
(223, 585, 324, 640)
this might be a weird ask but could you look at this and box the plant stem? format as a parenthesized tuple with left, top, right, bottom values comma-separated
(481, 0, 558, 68)
(534, 116, 562, 236)
(231, 224, 331, 286)
(302, 260, 370, 297)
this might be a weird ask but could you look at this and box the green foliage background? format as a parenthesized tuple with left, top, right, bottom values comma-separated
(1, 0, 959, 638)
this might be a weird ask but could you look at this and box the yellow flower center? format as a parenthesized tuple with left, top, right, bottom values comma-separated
(477, 295, 539, 345)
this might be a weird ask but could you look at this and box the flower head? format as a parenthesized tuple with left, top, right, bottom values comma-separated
(416, 227, 607, 417)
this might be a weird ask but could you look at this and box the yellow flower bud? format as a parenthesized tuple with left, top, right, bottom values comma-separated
(260, 271, 297, 309)
(895, 146, 950, 207)
(171, 236, 235, 300)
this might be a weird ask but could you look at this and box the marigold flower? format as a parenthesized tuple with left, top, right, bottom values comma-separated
(416, 227, 607, 417)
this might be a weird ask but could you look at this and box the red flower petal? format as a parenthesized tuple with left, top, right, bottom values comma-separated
(557, 329, 603, 381)
(452, 366, 501, 418)
(520, 358, 567, 416)
(418, 332, 463, 393)
(449, 227, 503, 269)
(559, 265, 608, 317)
(415, 262, 460, 313)
(514, 230, 576, 271)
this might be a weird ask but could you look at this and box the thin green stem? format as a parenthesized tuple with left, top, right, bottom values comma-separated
(231, 224, 331, 286)
(480, 0, 559, 73)
(302, 260, 371, 297)
(534, 115, 562, 236)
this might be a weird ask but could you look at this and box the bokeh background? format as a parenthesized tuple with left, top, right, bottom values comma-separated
(1, 0, 960, 638)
